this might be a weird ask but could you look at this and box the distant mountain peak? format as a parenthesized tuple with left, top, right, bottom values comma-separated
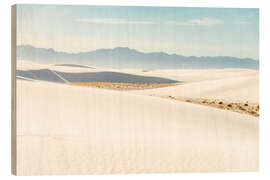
(112, 47, 139, 53)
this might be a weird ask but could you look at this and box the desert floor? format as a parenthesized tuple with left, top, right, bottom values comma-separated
(16, 61, 259, 175)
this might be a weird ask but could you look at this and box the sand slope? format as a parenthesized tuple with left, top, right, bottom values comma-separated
(133, 74, 259, 103)
(145, 69, 259, 82)
(17, 80, 258, 175)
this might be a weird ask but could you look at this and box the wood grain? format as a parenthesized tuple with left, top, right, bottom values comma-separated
(11, 4, 17, 175)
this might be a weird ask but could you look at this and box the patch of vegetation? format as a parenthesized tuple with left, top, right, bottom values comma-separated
(69, 82, 178, 90)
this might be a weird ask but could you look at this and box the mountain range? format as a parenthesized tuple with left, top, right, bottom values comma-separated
(17, 45, 259, 70)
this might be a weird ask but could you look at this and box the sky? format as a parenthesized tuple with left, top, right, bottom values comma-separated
(17, 4, 259, 59)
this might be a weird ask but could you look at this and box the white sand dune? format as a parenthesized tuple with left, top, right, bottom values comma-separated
(133, 73, 259, 103)
(127, 68, 259, 104)
(16, 60, 179, 84)
(17, 60, 98, 73)
(16, 79, 258, 175)
(146, 69, 258, 82)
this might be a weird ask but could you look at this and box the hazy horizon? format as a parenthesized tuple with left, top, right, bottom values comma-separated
(17, 44, 259, 69)
(17, 5, 259, 59)
(17, 44, 259, 60)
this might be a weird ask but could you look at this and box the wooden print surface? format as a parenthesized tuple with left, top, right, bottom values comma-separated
(12, 4, 259, 175)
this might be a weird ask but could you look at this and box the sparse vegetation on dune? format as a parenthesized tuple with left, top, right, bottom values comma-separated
(160, 95, 259, 117)
(69, 82, 179, 90)
(69, 81, 259, 117)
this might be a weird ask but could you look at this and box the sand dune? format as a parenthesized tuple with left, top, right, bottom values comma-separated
(17, 68, 179, 85)
(146, 69, 259, 82)
(54, 64, 95, 69)
(16, 69, 67, 83)
(17, 79, 258, 175)
(17, 60, 179, 84)
(17, 60, 97, 73)
(134, 74, 259, 103)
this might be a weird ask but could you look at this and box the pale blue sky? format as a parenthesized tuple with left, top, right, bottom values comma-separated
(17, 4, 259, 59)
